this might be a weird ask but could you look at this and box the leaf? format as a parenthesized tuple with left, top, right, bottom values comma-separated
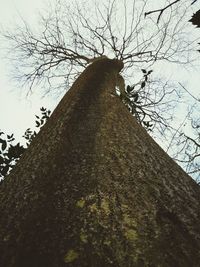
(1, 164, 9, 177)
(7, 134, 14, 139)
(40, 107, 46, 111)
(127, 85, 135, 93)
(0, 156, 4, 164)
(42, 115, 49, 120)
(143, 121, 153, 128)
(35, 121, 40, 127)
(141, 81, 146, 88)
(126, 85, 131, 92)
(7, 143, 25, 159)
(132, 93, 139, 102)
(189, 10, 200, 27)
(1, 140, 7, 151)
(141, 69, 147, 73)
(147, 70, 153, 75)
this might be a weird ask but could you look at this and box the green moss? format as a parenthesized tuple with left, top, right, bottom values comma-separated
(89, 203, 98, 213)
(124, 229, 138, 241)
(123, 214, 132, 225)
(64, 249, 79, 263)
(80, 232, 88, 243)
(76, 199, 85, 208)
(103, 239, 111, 246)
(101, 198, 110, 215)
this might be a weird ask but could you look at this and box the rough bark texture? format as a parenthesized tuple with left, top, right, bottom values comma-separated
(0, 58, 200, 267)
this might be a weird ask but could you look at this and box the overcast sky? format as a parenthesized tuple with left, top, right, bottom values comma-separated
(0, 0, 200, 143)
(0, 0, 61, 140)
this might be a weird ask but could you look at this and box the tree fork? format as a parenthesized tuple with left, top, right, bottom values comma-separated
(0, 58, 200, 267)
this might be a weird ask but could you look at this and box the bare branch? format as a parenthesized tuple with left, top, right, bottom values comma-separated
(145, 0, 181, 23)
(178, 82, 200, 101)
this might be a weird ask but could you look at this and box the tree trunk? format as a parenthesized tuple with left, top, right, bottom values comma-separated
(0, 58, 200, 267)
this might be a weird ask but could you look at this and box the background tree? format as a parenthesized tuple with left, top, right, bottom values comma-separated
(0, 108, 51, 180)
(166, 103, 200, 180)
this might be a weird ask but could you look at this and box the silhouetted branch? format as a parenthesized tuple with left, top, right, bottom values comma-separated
(1, 0, 195, 94)
(145, 0, 181, 23)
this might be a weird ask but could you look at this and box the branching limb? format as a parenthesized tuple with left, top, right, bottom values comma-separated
(145, 0, 181, 23)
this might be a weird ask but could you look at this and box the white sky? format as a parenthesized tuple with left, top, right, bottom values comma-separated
(0, 0, 199, 142)
(0, 0, 60, 139)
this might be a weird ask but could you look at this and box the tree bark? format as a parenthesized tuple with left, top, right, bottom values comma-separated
(0, 58, 200, 267)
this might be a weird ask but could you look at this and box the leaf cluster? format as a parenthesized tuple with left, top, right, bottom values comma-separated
(122, 69, 154, 131)
(0, 107, 51, 181)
